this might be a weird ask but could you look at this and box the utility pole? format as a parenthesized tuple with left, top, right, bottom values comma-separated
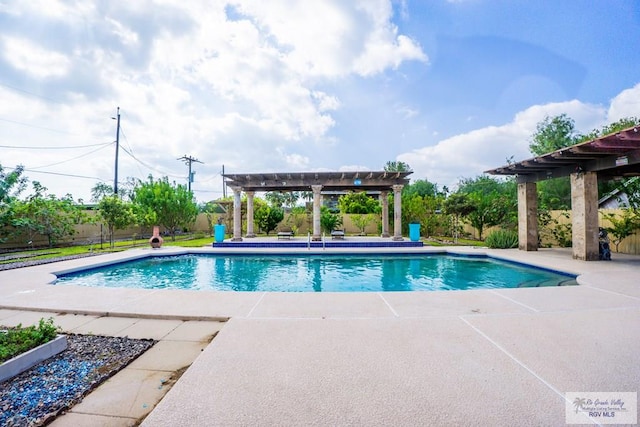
(112, 107, 121, 195)
(177, 155, 203, 191)
(222, 164, 226, 198)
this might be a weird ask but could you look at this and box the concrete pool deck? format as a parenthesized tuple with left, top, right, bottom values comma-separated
(1, 244, 639, 426)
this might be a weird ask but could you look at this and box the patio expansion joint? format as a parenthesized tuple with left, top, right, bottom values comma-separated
(458, 316, 572, 409)
(488, 290, 540, 313)
(376, 293, 399, 317)
(245, 292, 267, 318)
(581, 284, 640, 302)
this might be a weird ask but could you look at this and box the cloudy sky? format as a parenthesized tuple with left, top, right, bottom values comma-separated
(1, 0, 639, 202)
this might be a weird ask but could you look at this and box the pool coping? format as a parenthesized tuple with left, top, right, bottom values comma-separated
(0, 245, 638, 319)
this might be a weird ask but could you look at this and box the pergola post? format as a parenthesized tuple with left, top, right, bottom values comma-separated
(231, 187, 243, 241)
(571, 171, 599, 260)
(245, 191, 256, 238)
(311, 185, 322, 241)
(392, 184, 403, 241)
(379, 191, 390, 238)
(517, 182, 538, 251)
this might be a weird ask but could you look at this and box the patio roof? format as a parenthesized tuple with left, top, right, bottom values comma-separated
(486, 126, 640, 183)
(222, 171, 412, 192)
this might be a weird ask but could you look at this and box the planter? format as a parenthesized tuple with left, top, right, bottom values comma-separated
(0, 335, 67, 383)
(214, 224, 226, 243)
(409, 223, 421, 242)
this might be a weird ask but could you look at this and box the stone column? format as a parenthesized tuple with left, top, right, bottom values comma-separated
(311, 185, 322, 241)
(571, 171, 599, 260)
(517, 182, 538, 251)
(245, 191, 256, 238)
(392, 184, 403, 241)
(379, 191, 390, 237)
(231, 187, 243, 241)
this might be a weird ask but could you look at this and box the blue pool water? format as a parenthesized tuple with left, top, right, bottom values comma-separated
(54, 254, 577, 292)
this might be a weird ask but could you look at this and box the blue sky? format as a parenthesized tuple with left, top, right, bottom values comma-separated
(1, 0, 639, 202)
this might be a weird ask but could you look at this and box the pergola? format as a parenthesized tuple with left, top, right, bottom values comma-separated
(222, 171, 412, 241)
(486, 126, 640, 260)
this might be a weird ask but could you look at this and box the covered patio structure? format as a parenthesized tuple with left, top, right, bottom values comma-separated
(222, 171, 412, 241)
(486, 126, 640, 260)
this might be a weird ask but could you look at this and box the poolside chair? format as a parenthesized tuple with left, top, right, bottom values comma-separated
(331, 229, 345, 240)
(277, 227, 294, 240)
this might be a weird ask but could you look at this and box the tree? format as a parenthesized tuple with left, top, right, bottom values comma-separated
(12, 182, 85, 247)
(0, 164, 27, 242)
(352, 213, 375, 235)
(529, 114, 579, 155)
(443, 193, 476, 241)
(338, 192, 380, 214)
(132, 175, 198, 240)
(529, 114, 580, 210)
(254, 205, 284, 235)
(602, 210, 640, 252)
(265, 191, 299, 209)
(403, 179, 439, 198)
(98, 195, 137, 248)
(384, 161, 412, 172)
(90, 182, 114, 202)
(320, 206, 342, 234)
(456, 176, 517, 239)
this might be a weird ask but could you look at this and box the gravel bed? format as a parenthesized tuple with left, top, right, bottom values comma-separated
(0, 334, 155, 426)
(0, 253, 102, 271)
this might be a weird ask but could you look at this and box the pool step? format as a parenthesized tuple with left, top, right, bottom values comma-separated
(212, 241, 424, 248)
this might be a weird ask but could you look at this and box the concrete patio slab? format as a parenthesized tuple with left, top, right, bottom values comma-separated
(464, 308, 640, 393)
(70, 316, 140, 336)
(70, 368, 169, 419)
(142, 317, 573, 426)
(49, 412, 137, 427)
(248, 292, 396, 318)
(0, 309, 60, 327)
(49, 313, 100, 331)
(127, 340, 208, 372)
(162, 320, 224, 341)
(380, 288, 534, 317)
(492, 285, 640, 312)
(114, 318, 183, 340)
(110, 288, 259, 319)
(579, 271, 640, 298)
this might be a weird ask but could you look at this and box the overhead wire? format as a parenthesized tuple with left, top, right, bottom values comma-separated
(0, 142, 112, 150)
(4, 166, 106, 181)
(0, 81, 63, 104)
(29, 142, 114, 170)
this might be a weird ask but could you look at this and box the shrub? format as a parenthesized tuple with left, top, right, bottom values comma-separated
(485, 229, 519, 249)
(0, 318, 60, 363)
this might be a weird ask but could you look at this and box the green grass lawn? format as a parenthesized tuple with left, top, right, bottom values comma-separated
(0, 234, 215, 264)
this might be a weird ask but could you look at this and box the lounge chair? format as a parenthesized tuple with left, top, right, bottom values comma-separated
(277, 228, 294, 240)
(330, 229, 345, 240)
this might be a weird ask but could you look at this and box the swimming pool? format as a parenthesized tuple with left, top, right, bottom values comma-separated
(54, 254, 577, 292)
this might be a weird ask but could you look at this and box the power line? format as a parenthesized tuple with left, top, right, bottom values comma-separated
(0, 81, 63, 104)
(5, 166, 106, 181)
(0, 116, 110, 142)
(120, 146, 184, 179)
(29, 143, 113, 170)
(0, 142, 112, 150)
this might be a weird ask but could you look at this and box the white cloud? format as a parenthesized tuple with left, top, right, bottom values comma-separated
(2, 37, 70, 78)
(398, 99, 608, 188)
(607, 83, 640, 122)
